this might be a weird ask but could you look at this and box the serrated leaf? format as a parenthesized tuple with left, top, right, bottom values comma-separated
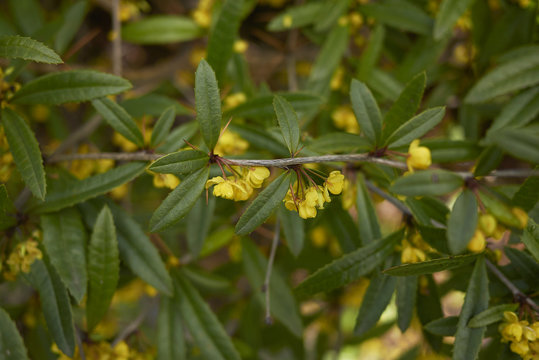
(206, 0, 244, 83)
(390, 170, 464, 197)
(382, 72, 426, 143)
(522, 220, 539, 262)
(468, 304, 519, 328)
(356, 174, 381, 245)
(273, 95, 300, 155)
(465, 46, 539, 103)
(12, 70, 132, 105)
(453, 256, 489, 360)
(383, 253, 480, 276)
(424, 316, 459, 336)
(478, 191, 522, 228)
(0, 35, 62, 63)
(447, 189, 478, 255)
(173, 272, 241, 360)
(360, 0, 433, 35)
(357, 24, 385, 82)
(2, 108, 46, 200)
(350, 79, 382, 146)
(41, 207, 87, 303)
(195, 59, 222, 150)
(0, 307, 29, 360)
(473, 145, 503, 177)
(121, 15, 202, 44)
(386, 107, 446, 148)
(86, 205, 119, 331)
(235, 171, 294, 235)
(0, 185, 16, 230)
(267, 2, 324, 31)
(187, 196, 215, 258)
(434, 0, 475, 40)
(355, 270, 397, 336)
(151, 106, 176, 147)
(396, 275, 417, 332)
(278, 203, 304, 257)
(512, 170, 539, 212)
(241, 238, 303, 337)
(26, 258, 75, 357)
(32, 162, 146, 213)
(295, 228, 404, 297)
(150, 166, 209, 232)
(489, 126, 539, 164)
(306, 132, 371, 154)
(149, 150, 209, 175)
(92, 97, 143, 147)
(157, 295, 186, 360)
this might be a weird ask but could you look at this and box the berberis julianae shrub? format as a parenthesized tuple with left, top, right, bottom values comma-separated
(0, 0, 538, 359)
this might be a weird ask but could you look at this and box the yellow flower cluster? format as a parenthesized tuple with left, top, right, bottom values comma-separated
(468, 210, 527, 253)
(0, 127, 14, 183)
(406, 139, 431, 172)
(331, 106, 359, 134)
(118, 0, 150, 22)
(192, 0, 214, 28)
(206, 166, 270, 201)
(284, 171, 344, 219)
(3, 239, 42, 280)
(223, 92, 247, 111)
(0, 68, 21, 108)
(213, 130, 249, 156)
(68, 144, 115, 179)
(500, 312, 539, 359)
(401, 233, 434, 264)
(52, 340, 150, 360)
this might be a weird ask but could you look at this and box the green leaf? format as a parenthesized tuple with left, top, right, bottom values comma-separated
(424, 316, 459, 336)
(504, 247, 539, 287)
(228, 123, 289, 157)
(306, 132, 371, 154)
(406, 196, 449, 226)
(195, 59, 222, 150)
(390, 170, 464, 197)
(295, 228, 404, 297)
(468, 304, 519, 328)
(360, 0, 433, 35)
(2, 108, 46, 200)
(313, 0, 349, 32)
(273, 95, 300, 154)
(151, 106, 176, 147)
(417, 225, 450, 254)
(12, 70, 132, 105)
(512, 170, 539, 212)
(206, 0, 244, 83)
(267, 2, 324, 31)
(522, 220, 539, 262)
(465, 46, 539, 103)
(478, 191, 522, 228)
(235, 171, 294, 236)
(86, 205, 119, 331)
(121, 15, 202, 44)
(357, 24, 385, 82)
(383, 253, 480, 276)
(150, 166, 209, 232)
(396, 276, 417, 332)
(54, 1, 88, 54)
(91, 97, 144, 147)
(32, 162, 146, 213)
(8, 0, 44, 36)
(0, 35, 62, 63)
(487, 87, 539, 135)
(434, 0, 475, 40)
(489, 126, 539, 164)
(473, 145, 503, 177)
(381, 72, 426, 143)
(350, 79, 382, 145)
(41, 207, 88, 303)
(447, 189, 478, 255)
(355, 270, 397, 336)
(417, 276, 444, 351)
(367, 69, 404, 101)
(356, 174, 381, 245)
(173, 272, 241, 360)
(422, 139, 481, 163)
(241, 238, 303, 337)
(0, 307, 29, 360)
(278, 203, 304, 257)
(26, 258, 75, 357)
(325, 201, 361, 253)
(121, 93, 192, 118)
(385, 107, 446, 148)
(157, 121, 199, 153)
(149, 150, 209, 175)
(157, 295, 186, 360)
(453, 256, 489, 360)
(0, 185, 16, 230)
(187, 196, 215, 258)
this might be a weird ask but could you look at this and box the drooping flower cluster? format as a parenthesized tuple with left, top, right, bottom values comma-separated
(206, 166, 270, 201)
(284, 170, 345, 219)
(499, 311, 539, 359)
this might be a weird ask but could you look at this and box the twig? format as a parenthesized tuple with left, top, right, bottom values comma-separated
(111, 0, 122, 77)
(48, 151, 158, 162)
(262, 219, 280, 324)
(47, 115, 102, 162)
(364, 179, 412, 216)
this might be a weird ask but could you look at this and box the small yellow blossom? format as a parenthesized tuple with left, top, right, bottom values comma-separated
(401, 238, 427, 264)
(407, 139, 432, 172)
(5, 239, 42, 278)
(110, 183, 129, 199)
(330, 67, 345, 90)
(341, 178, 356, 210)
(113, 132, 139, 152)
(213, 130, 249, 156)
(152, 173, 180, 189)
(512, 207, 529, 229)
(282, 15, 293, 28)
(479, 213, 497, 237)
(193, 9, 212, 28)
(310, 226, 329, 247)
(325, 171, 344, 195)
(331, 106, 359, 133)
(31, 104, 50, 122)
(223, 92, 247, 111)
(467, 229, 486, 253)
(206, 175, 254, 201)
(244, 167, 270, 188)
(348, 12, 363, 29)
(234, 39, 249, 53)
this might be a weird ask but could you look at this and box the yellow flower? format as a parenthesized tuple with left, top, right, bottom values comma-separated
(479, 213, 497, 236)
(325, 171, 344, 195)
(330, 67, 344, 90)
(331, 106, 359, 134)
(342, 178, 356, 210)
(244, 167, 270, 188)
(298, 199, 317, 219)
(467, 229, 486, 253)
(512, 207, 529, 229)
(310, 226, 329, 247)
(348, 12, 364, 29)
(511, 340, 530, 357)
(407, 139, 431, 172)
(223, 92, 247, 111)
(5, 239, 42, 277)
(110, 183, 129, 199)
(206, 176, 253, 201)
(282, 15, 293, 28)
(233, 39, 248, 53)
(152, 173, 180, 189)
(401, 239, 427, 264)
(213, 130, 249, 156)
(113, 132, 138, 152)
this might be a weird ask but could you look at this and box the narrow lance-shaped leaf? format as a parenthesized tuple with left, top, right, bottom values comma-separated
(278, 203, 304, 257)
(122, 15, 202, 44)
(512, 170, 539, 212)
(86, 205, 119, 331)
(150, 166, 209, 232)
(187, 196, 215, 258)
(356, 174, 381, 245)
(149, 150, 209, 175)
(357, 24, 385, 82)
(273, 95, 300, 155)
(157, 295, 186, 360)
(235, 171, 294, 236)
(0, 35, 62, 63)
(489, 126, 539, 164)
(295, 228, 404, 297)
(173, 272, 241, 360)
(41, 207, 88, 303)
(396, 275, 418, 332)
(424, 316, 459, 336)
(2, 108, 46, 200)
(195, 59, 222, 150)
(434, 0, 475, 40)
(447, 189, 478, 254)
(383, 253, 480, 276)
(350, 79, 382, 146)
(92, 97, 144, 147)
(385, 107, 446, 148)
(0, 307, 29, 360)
(390, 170, 464, 197)
(468, 304, 519, 328)
(151, 106, 176, 147)
(12, 70, 132, 105)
